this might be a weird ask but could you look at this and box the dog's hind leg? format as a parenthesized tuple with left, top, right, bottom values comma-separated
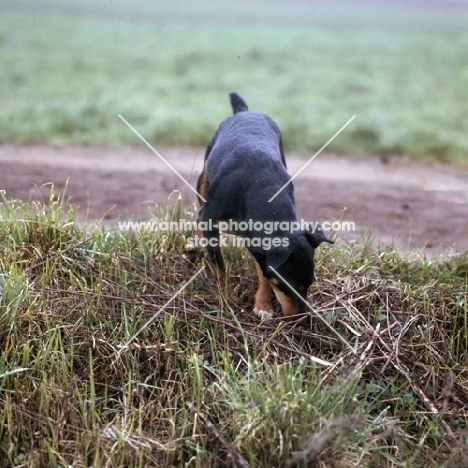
(253, 260, 274, 321)
(204, 226, 224, 269)
(184, 164, 209, 263)
(204, 226, 230, 287)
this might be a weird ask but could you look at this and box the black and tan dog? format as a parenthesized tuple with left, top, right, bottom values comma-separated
(196, 93, 333, 320)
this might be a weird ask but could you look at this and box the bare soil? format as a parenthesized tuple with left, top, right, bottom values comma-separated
(1, 144, 467, 255)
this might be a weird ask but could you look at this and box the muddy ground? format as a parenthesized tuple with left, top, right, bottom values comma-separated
(1, 144, 467, 255)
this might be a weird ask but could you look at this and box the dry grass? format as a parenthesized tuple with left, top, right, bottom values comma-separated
(1, 187, 468, 467)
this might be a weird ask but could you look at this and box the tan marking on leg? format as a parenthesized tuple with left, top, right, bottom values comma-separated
(270, 277, 280, 287)
(195, 165, 231, 289)
(197, 164, 209, 207)
(201, 223, 230, 290)
(253, 260, 274, 320)
(270, 283, 297, 318)
(186, 164, 209, 260)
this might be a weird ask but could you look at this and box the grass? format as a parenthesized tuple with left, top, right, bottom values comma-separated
(1, 187, 468, 467)
(0, 0, 467, 162)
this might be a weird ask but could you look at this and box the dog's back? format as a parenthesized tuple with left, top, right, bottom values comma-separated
(199, 93, 296, 232)
(204, 94, 287, 175)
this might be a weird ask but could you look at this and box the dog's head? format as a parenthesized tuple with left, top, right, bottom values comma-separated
(260, 227, 333, 317)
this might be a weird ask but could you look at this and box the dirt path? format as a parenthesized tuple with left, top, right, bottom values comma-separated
(1, 144, 467, 255)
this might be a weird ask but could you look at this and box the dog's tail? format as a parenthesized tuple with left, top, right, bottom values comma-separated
(229, 93, 248, 114)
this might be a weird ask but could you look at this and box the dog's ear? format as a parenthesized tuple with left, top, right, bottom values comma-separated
(305, 225, 334, 248)
(266, 246, 292, 271)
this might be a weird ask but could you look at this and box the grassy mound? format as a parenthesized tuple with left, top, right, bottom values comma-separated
(1, 188, 468, 467)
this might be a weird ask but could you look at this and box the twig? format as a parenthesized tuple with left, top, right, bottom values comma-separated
(374, 317, 455, 438)
(195, 407, 251, 468)
(391, 354, 455, 438)
(26, 235, 95, 272)
(196, 309, 333, 367)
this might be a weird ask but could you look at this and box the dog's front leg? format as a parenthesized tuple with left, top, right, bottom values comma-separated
(253, 260, 274, 321)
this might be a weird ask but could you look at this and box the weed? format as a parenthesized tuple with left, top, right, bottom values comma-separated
(1, 188, 468, 466)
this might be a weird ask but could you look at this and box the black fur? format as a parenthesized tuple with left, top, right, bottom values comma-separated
(229, 92, 249, 114)
(198, 93, 333, 317)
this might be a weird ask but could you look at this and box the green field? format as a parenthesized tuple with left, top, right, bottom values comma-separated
(1, 0, 467, 161)
(1, 190, 468, 467)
